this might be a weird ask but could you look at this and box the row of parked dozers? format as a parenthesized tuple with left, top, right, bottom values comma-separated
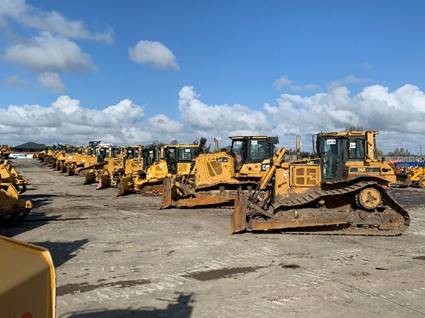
(39, 141, 207, 196)
(40, 130, 409, 236)
(0, 157, 32, 224)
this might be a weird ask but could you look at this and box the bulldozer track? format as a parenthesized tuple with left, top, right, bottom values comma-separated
(262, 181, 410, 236)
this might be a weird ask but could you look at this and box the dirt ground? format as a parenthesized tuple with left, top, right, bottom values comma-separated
(2, 159, 425, 318)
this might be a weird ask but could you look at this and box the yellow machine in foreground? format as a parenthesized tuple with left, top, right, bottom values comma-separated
(0, 235, 55, 318)
(161, 136, 279, 208)
(118, 142, 203, 196)
(231, 133, 409, 235)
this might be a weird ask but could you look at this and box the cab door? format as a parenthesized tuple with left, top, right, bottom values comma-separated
(320, 137, 346, 181)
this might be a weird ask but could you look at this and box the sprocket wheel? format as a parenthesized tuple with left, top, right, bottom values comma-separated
(357, 187, 382, 211)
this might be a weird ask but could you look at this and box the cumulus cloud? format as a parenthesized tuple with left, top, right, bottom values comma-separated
(0, 95, 148, 145)
(0, 0, 113, 43)
(0, 0, 111, 91)
(4, 32, 94, 72)
(2, 75, 29, 89)
(178, 86, 269, 137)
(38, 72, 64, 92)
(1, 84, 425, 153)
(129, 40, 179, 70)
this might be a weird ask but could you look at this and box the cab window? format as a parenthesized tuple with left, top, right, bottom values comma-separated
(347, 138, 365, 160)
(231, 141, 243, 155)
(249, 140, 269, 162)
(178, 148, 194, 161)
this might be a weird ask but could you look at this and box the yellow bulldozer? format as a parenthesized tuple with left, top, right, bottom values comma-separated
(0, 183, 32, 223)
(162, 130, 398, 210)
(118, 141, 205, 196)
(0, 160, 29, 193)
(0, 235, 55, 318)
(161, 136, 279, 208)
(315, 130, 396, 185)
(57, 146, 83, 174)
(230, 130, 408, 235)
(73, 141, 101, 176)
(405, 166, 425, 188)
(96, 146, 138, 189)
(0, 144, 12, 159)
(46, 146, 66, 169)
(82, 144, 125, 187)
(39, 148, 54, 164)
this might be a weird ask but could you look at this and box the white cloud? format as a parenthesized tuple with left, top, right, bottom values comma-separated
(38, 72, 64, 92)
(273, 75, 292, 89)
(330, 75, 372, 88)
(149, 114, 183, 133)
(129, 40, 179, 70)
(289, 83, 321, 91)
(4, 32, 94, 72)
(2, 75, 28, 88)
(1, 83, 425, 154)
(178, 86, 269, 136)
(274, 75, 320, 92)
(0, 0, 113, 43)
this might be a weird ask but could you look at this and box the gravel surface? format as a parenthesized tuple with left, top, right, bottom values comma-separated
(2, 159, 425, 318)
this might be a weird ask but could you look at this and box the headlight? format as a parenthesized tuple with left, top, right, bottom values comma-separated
(261, 164, 270, 171)
(216, 157, 228, 163)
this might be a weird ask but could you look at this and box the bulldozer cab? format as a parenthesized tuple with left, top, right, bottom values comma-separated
(164, 144, 199, 174)
(230, 136, 278, 171)
(126, 146, 142, 160)
(317, 131, 372, 181)
(143, 145, 160, 169)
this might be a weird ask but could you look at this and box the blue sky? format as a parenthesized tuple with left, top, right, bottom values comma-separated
(2, 0, 424, 113)
(1, 0, 425, 151)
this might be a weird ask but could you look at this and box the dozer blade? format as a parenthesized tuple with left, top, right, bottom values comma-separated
(96, 175, 110, 190)
(160, 178, 173, 209)
(140, 184, 164, 196)
(231, 193, 247, 234)
(174, 194, 235, 208)
(248, 213, 351, 232)
(84, 171, 96, 184)
(117, 176, 132, 196)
